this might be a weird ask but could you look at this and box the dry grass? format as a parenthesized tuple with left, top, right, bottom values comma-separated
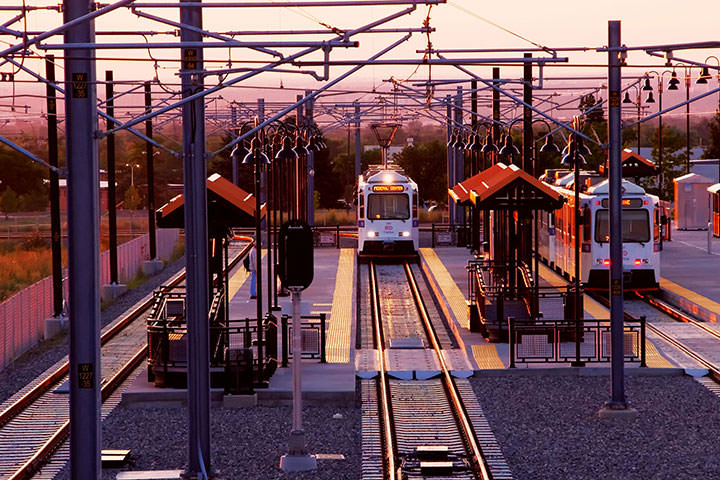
(0, 247, 52, 301)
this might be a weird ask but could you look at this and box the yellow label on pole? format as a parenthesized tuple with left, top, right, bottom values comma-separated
(611, 279, 622, 296)
(78, 363, 94, 389)
(609, 91, 621, 107)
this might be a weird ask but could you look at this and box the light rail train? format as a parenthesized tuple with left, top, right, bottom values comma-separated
(537, 174, 661, 291)
(357, 166, 419, 255)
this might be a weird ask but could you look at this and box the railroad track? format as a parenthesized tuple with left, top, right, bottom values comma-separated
(365, 259, 505, 480)
(0, 241, 252, 480)
(588, 291, 720, 384)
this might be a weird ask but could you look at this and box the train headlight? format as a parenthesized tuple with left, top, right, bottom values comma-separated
(634, 259, 641, 265)
(368, 231, 378, 237)
(400, 231, 410, 237)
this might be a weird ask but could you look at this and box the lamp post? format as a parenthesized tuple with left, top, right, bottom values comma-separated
(699, 57, 720, 181)
(233, 136, 270, 383)
(562, 116, 588, 367)
(622, 83, 645, 154)
(534, 120, 561, 318)
(644, 70, 676, 199)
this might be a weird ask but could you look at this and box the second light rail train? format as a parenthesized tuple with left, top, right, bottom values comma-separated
(537, 174, 661, 291)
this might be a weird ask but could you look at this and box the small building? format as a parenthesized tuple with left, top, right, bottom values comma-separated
(673, 173, 713, 230)
(58, 179, 110, 213)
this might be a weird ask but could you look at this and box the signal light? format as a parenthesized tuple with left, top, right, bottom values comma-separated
(634, 259, 641, 265)
(603, 259, 611, 265)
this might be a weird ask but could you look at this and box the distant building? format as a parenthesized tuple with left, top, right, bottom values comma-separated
(58, 179, 110, 213)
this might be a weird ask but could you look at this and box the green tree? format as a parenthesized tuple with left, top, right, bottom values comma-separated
(641, 125, 686, 200)
(0, 187, 21, 219)
(395, 141, 447, 203)
(123, 184, 142, 210)
(702, 104, 720, 161)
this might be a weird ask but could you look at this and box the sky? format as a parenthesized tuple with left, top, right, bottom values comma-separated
(1, 0, 719, 127)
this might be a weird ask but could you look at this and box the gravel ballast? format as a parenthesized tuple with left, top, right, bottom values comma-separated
(0, 256, 186, 405)
(470, 375, 720, 480)
(94, 402, 360, 480)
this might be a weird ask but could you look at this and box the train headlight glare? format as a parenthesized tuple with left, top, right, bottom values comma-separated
(400, 231, 410, 237)
(368, 231, 378, 237)
(634, 259, 641, 265)
(603, 259, 611, 265)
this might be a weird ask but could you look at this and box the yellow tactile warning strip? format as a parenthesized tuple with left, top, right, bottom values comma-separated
(537, 264, 605, 320)
(326, 249, 354, 363)
(644, 340, 675, 368)
(471, 344, 505, 369)
(420, 248, 469, 329)
(228, 250, 266, 299)
(661, 278, 720, 320)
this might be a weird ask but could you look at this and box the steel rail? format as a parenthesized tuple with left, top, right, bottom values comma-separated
(403, 262, 490, 480)
(7, 346, 148, 480)
(0, 240, 253, 478)
(368, 261, 398, 480)
(636, 292, 720, 343)
(590, 292, 720, 383)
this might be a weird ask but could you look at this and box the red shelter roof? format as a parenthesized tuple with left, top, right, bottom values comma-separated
(449, 163, 564, 211)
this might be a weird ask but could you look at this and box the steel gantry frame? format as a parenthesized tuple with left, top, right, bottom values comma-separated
(1, 2, 720, 479)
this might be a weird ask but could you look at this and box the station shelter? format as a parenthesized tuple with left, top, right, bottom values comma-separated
(450, 163, 564, 340)
(151, 173, 267, 390)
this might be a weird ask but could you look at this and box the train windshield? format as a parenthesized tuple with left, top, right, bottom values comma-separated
(594, 209, 650, 243)
(367, 193, 410, 220)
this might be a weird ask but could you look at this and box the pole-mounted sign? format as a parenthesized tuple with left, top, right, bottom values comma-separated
(279, 220, 314, 290)
(279, 219, 316, 472)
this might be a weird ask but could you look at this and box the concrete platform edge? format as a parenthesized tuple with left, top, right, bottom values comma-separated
(661, 287, 719, 323)
(472, 367, 684, 377)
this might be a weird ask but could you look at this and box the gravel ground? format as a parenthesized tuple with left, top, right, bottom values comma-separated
(83, 402, 360, 480)
(470, 375, 720, 480)
(0, 256, 186, 406)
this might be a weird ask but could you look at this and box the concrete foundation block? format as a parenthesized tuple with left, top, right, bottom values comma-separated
(142, 259, 164, 277)
(44, 316, 67, 339)
(102, 283, 128, 302)
(222, 393, 257, 408)
(598, 404, 639, 421)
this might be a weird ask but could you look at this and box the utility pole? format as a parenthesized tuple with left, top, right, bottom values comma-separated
(64, 0, 101, 477)
(354, 102, 362, 180)
(45, 55, 62, 318)
(180, 0, 212, 475)
(600, 19, 637, 419)
(145, 82, 157, 261)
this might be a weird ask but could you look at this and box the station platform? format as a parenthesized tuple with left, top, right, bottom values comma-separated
(123, 247, 357, 408)
(124, 234, 714, 409)
(660, 227, 720, 323)
(422, 247, 681, 372)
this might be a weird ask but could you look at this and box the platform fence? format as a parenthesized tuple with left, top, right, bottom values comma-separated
(0, 228, 180, 368)
(508, 317, 647, 367)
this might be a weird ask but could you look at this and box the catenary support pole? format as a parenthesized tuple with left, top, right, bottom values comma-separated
(46, 55, 63, 317)
(306, 90, 315, 226)
(231, 105, 238, 185)
(446, 94, 453, 225)
(454, 86, 464, 226)
(354, 102, 362, 180)
(145, 82, 157, 260)
(105, 70, 119, 286)
(601, 20, 635, 417)
(180, 0, 212, 476)
(64, 0, 101, 477)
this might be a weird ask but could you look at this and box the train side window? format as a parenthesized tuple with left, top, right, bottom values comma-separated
(359, 194, 364, 219)
(412, 190, 418, 220)
(583, 207, 591, 242)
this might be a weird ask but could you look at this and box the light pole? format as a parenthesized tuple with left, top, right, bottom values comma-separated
(622, 84, 644, 154)
(698, 57, 720, 181)
(234, 136, 270, 384)
(561, 116, 589, 367)
(644, 70, 676, 199)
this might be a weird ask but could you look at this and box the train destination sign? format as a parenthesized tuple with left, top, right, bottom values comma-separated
(372, 185, 404, 192)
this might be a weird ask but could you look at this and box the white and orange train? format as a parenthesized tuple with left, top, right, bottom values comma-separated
(537, 175, 661, 291)
(356, 166, 419, 255)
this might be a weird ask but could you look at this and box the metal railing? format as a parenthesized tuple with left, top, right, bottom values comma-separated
(280, 313, 327, 366)
(508, 316, 647, 367)
(428, 223, 470, 247)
